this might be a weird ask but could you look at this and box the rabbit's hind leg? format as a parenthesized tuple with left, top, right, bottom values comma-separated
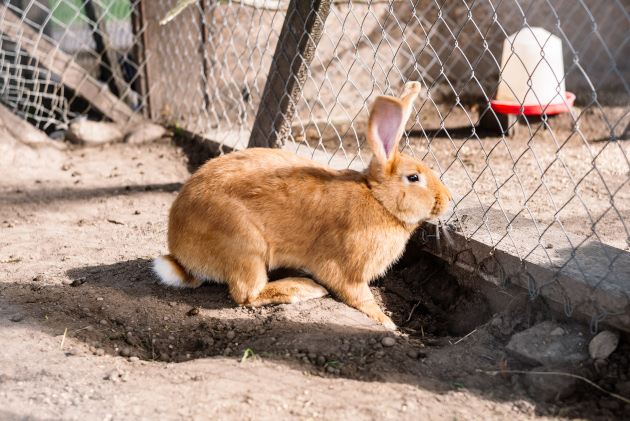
(245, 277, 328, 307)
(226, 256, 269, 306)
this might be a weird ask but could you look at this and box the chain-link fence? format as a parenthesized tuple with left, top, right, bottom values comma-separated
(149, 0, 630, 332)
(0, 0, 148, 132)
(2, 0, 629, 331)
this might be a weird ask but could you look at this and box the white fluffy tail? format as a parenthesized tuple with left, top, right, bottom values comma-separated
(153, 255, 201, 288)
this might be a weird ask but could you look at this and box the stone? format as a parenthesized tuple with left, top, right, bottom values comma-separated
(523, 366, 577, 402)
(106, 370, 120, 382)
(0, 103, 64, 150)
(126, 334, 143, 348)
(124, 122, 167, 144)
(381, 337, 396, 347)
(505, 321, 588, 366)
(65, 121, 123, 146)
(11, 314, 24, 322)
(589, 331, 619, 360)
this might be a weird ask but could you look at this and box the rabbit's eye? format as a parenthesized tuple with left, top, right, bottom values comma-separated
(407, 174, 420, 182)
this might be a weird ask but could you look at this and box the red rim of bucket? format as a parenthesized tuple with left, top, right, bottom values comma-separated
(490, 92, 575, 115)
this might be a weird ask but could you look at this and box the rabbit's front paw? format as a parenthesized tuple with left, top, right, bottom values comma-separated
(376, 313, 397, 330)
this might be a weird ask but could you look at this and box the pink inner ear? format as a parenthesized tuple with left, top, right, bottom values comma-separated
(376, 102, 403, 158)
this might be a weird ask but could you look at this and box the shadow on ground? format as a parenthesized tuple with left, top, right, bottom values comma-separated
(5, 247, 621, 419)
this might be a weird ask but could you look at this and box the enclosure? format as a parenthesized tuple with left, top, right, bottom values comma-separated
(1, 0, 630, 420)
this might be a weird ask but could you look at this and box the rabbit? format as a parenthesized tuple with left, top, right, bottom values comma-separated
(153, 81, 451, 329)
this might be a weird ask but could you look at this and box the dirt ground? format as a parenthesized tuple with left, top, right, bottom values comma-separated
(1, 137, 629, 420)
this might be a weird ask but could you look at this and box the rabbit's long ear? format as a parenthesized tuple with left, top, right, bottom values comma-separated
(368, 82, 420, 170)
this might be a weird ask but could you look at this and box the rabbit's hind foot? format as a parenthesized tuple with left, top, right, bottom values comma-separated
(153, 255, 204, 288)
(244, 277, 328, 307)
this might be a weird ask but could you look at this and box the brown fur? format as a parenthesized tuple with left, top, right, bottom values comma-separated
(154, 82, 451, 328)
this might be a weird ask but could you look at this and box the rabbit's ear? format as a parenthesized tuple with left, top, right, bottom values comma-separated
(368, 82, 420, 169)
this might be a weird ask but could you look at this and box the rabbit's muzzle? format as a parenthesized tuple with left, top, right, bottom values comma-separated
(430, 187, 452, 218)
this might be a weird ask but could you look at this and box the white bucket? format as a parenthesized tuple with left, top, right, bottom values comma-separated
(496, 27, 566, 106)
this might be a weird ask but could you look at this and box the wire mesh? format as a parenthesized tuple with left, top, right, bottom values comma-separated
(0, 0, 149, 132)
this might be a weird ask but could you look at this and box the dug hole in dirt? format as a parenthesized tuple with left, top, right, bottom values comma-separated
(1, 132, 629, 421)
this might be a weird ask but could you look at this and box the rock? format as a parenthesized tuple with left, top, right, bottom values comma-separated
(505, 321, 588, 366)
(124, 123, 167, 144)
(106, 370, 120, 382)
(368, 338, 377, 345)
(0, 121, 64, 168)
(11, 314, 24, 322)
(550, 327, 565, 336)
(70, 277, 86, 287)
(94, 349, 105, 356)
(0, 103, 64, 150)
(406, 349, 418, 359)
(340, 344, 350, 352)
(223, 347, 232, 356)
(120, 348, 132, 358)
(129, 356, 140, 362)
(226, 330, 235, 341)
(326, 366, 336, 373)
(381, 337, 396, 347)
(65, 121, 123, 146)
(523, 366, 577, 402)
(316, 356, 326, 366)
(589, 331, 619, 360)
(126, 334, 143, 348)
(33, 274, 45, 282)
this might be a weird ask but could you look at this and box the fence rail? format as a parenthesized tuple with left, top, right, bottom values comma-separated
(1, 0, 629, 331)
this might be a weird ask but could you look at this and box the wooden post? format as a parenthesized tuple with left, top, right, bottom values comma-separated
(131, 0, 151, 118)
(84, 0, 134, 108)
(248, 0, 331, 148)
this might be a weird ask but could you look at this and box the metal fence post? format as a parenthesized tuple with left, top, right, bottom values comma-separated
(248, 0, 331, 148)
